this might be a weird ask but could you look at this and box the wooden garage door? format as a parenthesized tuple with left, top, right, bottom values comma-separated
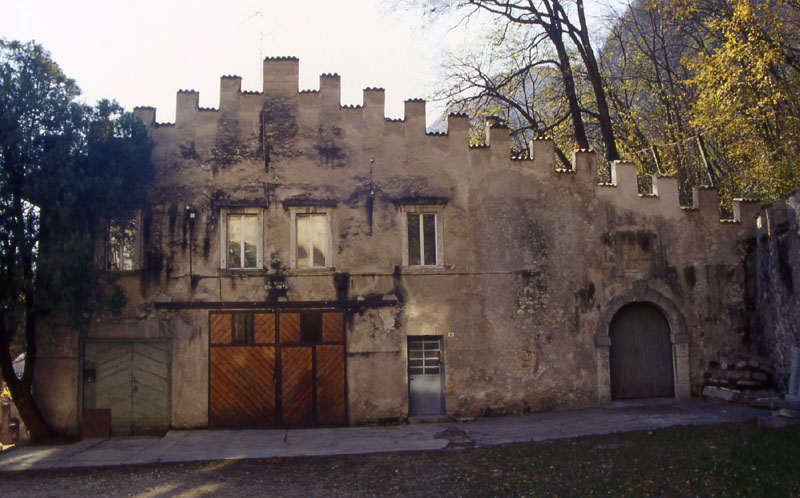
(83, 341, 170, 435)
(209, 313, 276, 428)
(209, 311, 346, 428)
(610, 302, 675, 399)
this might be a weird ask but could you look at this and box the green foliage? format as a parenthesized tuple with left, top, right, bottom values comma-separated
(33, 99, 154, 325)
(2, 40, 153, 331)
(0, 39, 153, 436)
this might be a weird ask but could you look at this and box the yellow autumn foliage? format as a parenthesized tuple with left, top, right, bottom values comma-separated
(687, 0, 800, 200)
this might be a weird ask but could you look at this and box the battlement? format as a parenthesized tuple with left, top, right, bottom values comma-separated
(134, 57, 761, 229)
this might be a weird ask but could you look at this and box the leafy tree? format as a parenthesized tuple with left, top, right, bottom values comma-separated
(603, 0, 800, 203)
(685, 0, 800, 199)
(602, 0, 717, 200)
(0, 40, 153, 440)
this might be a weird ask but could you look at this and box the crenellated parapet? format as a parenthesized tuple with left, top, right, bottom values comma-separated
(132, 57, 761, 230)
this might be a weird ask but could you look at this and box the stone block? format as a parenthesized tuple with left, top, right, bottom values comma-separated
(776, 408, 800, 419)
(703, 385, 741, 401)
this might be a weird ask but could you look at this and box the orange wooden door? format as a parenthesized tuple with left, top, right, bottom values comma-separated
(209, 312, 276, 428)
(209, 346, 276, 427)
(209, 311, 346, 428)
(316, 344, 346, 425)
(280, 346, 314, 426)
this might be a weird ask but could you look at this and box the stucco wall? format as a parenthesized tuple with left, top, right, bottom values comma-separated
(35, 58, 762, 433)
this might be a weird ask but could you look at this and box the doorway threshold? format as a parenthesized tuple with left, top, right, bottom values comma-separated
(408, 415, 448, 424)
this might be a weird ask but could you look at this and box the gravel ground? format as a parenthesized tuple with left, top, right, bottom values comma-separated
(0, 451, 448, 497)
(1, 423, 798, 497)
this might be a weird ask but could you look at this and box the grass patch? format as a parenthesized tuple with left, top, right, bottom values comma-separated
(425, 422, 800, 497)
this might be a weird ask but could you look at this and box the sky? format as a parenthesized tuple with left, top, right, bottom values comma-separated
(2, 0, 464, 122)
(2, 0, 616, 124)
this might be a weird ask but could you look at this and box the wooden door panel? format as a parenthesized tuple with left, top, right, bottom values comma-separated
(209, 311, 345, 428)
(210, 313, 232, 344)
(93, 343, 134, 435)
(254, 313, 276, 344)
(316, 345, 346, 425)
(322, 313, 344, 343)
(209, 346, 276, 427)
(610, 303, 674, 399)
(85, 341, 170, 435)
(131, 341, 170, 432)
(281, 346, 313, 426)
(279, 313, 301, 343)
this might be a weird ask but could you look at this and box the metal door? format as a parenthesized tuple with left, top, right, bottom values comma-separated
(610, 302, 675, 399)
(408, 336, 445, 416)
(83, 340, 170, 435)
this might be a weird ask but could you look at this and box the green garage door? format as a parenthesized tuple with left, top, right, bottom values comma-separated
(83, 341, 170, 435)
(610, 303, 675, 399)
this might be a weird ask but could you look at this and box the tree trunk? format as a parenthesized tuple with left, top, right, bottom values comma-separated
(7, 384, 51, 441)
(574, 0, 620, 161)
(551, 28, 590, 151)
(0, 316, 53, 442)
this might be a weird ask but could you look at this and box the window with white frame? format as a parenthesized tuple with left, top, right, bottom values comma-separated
(402, 206, 443, 267)
(220, 208, 263, 269)
(107, 214, 139, 271)
(290, 208, 332, 269)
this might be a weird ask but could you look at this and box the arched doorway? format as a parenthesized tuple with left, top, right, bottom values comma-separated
(609, 302, 675, 399)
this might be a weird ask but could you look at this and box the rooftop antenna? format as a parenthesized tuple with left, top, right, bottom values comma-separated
(242, 10, 264, 88)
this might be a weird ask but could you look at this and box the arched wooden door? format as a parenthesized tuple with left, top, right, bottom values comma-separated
(610, 302, 675, 399)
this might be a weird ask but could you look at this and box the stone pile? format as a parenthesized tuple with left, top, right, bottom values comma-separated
(702, 352, 780, 407)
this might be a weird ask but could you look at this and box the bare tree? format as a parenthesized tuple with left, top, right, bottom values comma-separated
(436, 27, 574, 167)
(426, 0, 620, 160)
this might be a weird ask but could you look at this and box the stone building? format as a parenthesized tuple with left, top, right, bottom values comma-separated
(34, 58, 761, 435)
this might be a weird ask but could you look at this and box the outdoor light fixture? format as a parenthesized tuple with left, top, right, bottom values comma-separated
(266, 274, 288, 291)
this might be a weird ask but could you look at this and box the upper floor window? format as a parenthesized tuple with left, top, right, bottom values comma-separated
(107, 214, 139, 271)
(401, 205, 444, 267)
(289, 207, 332, 269)
(407, 212, 437, 266)
(220, 208, 263, 270)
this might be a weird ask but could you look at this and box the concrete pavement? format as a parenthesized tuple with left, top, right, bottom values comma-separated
(0, 399, 769, 472)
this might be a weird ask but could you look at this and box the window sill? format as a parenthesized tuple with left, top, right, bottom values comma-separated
(287, 267, 336, 276)
(399, 265, 451, 274)
(218, 268, 267, 276)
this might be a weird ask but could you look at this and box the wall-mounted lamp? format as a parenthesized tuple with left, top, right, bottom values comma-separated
(266, 274, 288, 292)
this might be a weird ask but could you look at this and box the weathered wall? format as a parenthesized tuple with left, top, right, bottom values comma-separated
(33, 325, 79, 436)
(36, 57, 762, 433)
(752, 192, 800, 388)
